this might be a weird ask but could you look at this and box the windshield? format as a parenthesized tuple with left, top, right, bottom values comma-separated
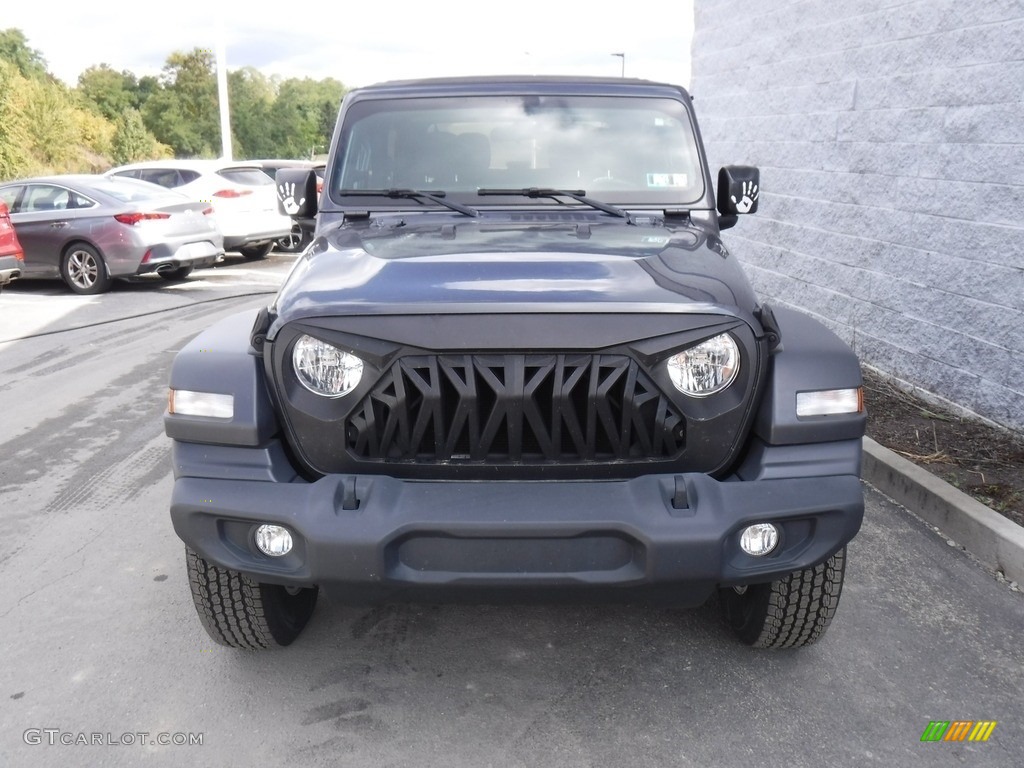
(332, 94, 705, 206)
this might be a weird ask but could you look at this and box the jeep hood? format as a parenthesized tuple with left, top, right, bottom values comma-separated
(269, 217, 760, 334)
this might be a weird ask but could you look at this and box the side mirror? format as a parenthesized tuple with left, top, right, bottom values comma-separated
(716, 166, 760, 230)
(275, 168, 319, 219)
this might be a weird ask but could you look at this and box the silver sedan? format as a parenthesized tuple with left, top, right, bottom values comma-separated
(0, 175, 225, 294)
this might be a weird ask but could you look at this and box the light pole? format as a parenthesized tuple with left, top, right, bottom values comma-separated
(215, 10, 232, 160)
(611, 52, 625, 77)
(216, 39, 232, 160)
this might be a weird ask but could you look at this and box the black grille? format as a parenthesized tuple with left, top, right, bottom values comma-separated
(346, 354, 684, 464)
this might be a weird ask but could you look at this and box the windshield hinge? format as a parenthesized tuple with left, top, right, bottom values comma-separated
(662, 209, 690, 220)
(249, 305, 274, 357)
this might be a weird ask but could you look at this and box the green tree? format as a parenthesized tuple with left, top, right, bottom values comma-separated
(21, 78, 78, 168)
(136, 75, 160, 108)
(269, 77, 345, 158)
(72, 108, 115, 164)
(77, 64, 140, 121)
(112, 109, 167, 165)
(228, 66, 276, 159)
(0, 28, 47, 80)
(0, 60, 33, 179)
(142, 48, 219, 157)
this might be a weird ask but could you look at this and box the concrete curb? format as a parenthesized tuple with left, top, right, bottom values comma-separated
(862, 436, 1024, 584)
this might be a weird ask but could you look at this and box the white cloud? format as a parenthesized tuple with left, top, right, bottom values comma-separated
(6, 0, 693, 88)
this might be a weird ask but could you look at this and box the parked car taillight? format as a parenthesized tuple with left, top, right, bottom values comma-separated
(202, 207, 214, 215)
(212, 189, 253, 198)
(114, 212, 172, 225)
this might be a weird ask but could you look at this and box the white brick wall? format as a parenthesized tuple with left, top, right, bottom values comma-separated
(692, 0, 1024, 432)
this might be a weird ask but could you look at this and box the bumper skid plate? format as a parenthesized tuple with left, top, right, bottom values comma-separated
(171, 472, 864, 605)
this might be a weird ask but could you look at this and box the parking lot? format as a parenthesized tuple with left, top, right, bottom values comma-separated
(0, 252, 1021, 767)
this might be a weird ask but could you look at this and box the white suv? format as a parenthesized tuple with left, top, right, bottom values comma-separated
(107, 160, 293, 259)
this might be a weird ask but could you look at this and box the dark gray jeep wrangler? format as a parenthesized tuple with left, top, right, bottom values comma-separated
(164, 77, 866, 650)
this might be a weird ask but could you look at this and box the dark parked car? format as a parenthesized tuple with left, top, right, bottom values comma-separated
(165, 77, 866, 650)
(251, 159, 325, 252)
(0, 175, 224, 294)
(245, 160, 321, 253)
(0, 200, 24, 291)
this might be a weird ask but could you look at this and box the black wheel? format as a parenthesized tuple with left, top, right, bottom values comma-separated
(61, 243, 112, 294)
(719, 547, 846, 649)
(239, 242, 274, 260)
(159, 265, 194, 281)
(275, 225, 308, 253)
(185, 548, 319, 650)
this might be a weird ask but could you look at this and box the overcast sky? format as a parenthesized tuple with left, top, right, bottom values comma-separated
(5, 1, 694, 89)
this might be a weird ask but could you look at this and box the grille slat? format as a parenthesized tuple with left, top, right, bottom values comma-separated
(347, 353, 684, 464)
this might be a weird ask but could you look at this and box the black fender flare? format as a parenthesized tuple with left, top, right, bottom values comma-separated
(164, 309, 279, 446)
(752, 307, 866, 445)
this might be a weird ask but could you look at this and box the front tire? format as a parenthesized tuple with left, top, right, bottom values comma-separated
(276, 225, 307, 253)
(239, 242, 274, 260)
(62, 244, 112, 294)
(185, 548, 319, 650)
(719, 547, 847, 648)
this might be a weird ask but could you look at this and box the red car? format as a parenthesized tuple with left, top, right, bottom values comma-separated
(0, 200, 24, 291)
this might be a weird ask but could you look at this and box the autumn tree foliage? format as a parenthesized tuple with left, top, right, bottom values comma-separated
(0, 28, 347, 180)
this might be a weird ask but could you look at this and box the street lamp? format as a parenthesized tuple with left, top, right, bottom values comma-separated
(611, 52, 625, 77)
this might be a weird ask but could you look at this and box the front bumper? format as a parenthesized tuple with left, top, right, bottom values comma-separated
(170, 442, 864, 606)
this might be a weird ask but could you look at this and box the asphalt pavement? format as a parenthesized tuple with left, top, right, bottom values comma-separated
(0, 256, 1020, 768)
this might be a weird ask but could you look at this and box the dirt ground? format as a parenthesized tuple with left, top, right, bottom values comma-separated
(862, 367, 1024, 528)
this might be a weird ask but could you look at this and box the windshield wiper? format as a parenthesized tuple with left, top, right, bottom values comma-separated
(477, 188, 633, 223)
(336, 188, 480, 218)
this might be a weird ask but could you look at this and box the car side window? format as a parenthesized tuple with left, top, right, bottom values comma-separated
(66, 190, 96, 210)
(179, 170, 201, 184)
(22, 185, 66, 212)
(139, 169, 183, 188)
(0, 185, 23, 212)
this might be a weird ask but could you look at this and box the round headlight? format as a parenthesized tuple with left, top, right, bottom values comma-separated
(667, 333, 740, 397)
(292, 335, 363, 397)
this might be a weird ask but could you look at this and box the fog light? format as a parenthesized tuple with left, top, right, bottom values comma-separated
(254, 525, 293, 557)
(739, 523, 779, 556)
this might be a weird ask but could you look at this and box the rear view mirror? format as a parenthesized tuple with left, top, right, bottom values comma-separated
(717, 166, 760, 229)
(276, 169, 318, 219)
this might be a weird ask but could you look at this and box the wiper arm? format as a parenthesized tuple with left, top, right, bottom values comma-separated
(477, 187, 633, 223)
(336, 188, 480, 218)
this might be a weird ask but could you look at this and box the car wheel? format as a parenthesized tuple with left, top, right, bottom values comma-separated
(159, 265, 194, 281)
(719, 546, 846, 648)
(276, 225, 307, 253)
(62, 243, 112, 294)
(185, 547, 318, 649)
(239, 242, 274, 260)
